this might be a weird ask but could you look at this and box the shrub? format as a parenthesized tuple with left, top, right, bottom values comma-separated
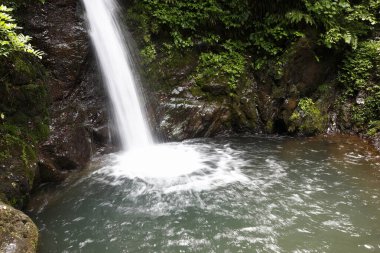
(0, 5, 43, 58)
(195, 41, 246, 90)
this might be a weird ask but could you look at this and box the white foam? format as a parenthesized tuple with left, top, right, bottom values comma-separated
(111, 144, 202, 179)
(92, 143, 249, 193)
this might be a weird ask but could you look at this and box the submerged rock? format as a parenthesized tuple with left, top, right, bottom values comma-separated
(0, 202, 38, 253)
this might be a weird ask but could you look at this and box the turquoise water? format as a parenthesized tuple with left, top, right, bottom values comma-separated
(29, 136, 380, 252)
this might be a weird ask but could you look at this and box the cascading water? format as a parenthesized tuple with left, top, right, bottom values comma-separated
(82, 0, 153, 150)
(81, 0, 247, 186)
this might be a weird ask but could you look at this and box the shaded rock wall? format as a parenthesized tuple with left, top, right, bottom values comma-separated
(1, 1, 110, 251)
(23, 0, 110, 183)
(147, 43, 337, 141)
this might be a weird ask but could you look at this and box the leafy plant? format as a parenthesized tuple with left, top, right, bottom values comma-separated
(140, 44, 157, 64)
(126, 0, 380, 135)
(338, 40, 380, 128)
(293, 0, 379, 49)
(195, 41, 246, 90)
(0, 5, 43, 58)
(367, 121, 380, 136)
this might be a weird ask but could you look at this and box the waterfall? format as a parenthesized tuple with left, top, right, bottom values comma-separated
(82, 0, 153, 150)
(81, 0, 219, 183)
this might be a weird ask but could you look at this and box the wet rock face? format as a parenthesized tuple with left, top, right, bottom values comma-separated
(0, 202, 38, 253)
(145, 38, 339, 139)
(0, 160, 36, 209)
(157, 97, 232, 141)
(153, 77, 263, 141)
(36, 58, 109, 183)
(23, 0, 110, 183)
(23, 0, 89, 101)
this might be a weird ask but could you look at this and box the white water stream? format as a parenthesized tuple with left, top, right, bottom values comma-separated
(82, 0, 153, 150)
(81, 0, 248, 185)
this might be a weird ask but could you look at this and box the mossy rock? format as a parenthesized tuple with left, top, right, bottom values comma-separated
(0, 50, 48, 208)
(0, 131, 38, 208)
(0, 202, 38, 253)
(288, 98, 327, 135)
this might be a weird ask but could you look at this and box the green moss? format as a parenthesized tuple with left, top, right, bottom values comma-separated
(337, 40, 380, 130)
(189, 86, 205, 97)
(0, 133, 36, 166)
(13, 56, 41, 79)
(9, 197, 18, 206)
(367, 121, 380, 136)
(265, 120, 274, 133)
(289, 98, 326, 135)
(0, 130, 38, 206)
(0, 193, 6, 203)
(144, 50, 199, 92)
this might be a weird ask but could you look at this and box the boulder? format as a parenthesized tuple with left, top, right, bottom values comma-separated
(0, 202, 38, 253)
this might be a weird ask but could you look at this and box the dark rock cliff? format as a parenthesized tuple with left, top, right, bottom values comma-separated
(146, 43, 338, 141)
(23, 0, 110, 183)
(1, 0, 110, 251)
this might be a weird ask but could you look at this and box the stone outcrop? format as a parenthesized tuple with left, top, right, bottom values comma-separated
(149, 40, 337, 141)
(0, 202, 38, 253)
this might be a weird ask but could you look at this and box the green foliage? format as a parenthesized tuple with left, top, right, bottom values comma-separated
(126, 0, 380, 136)
(195, 41, 246, 90)
(127, 0, 379, 91)
(248, 14, 304, 76)
(0, 5, 43, 58)
(0, 18, 48, 168)
(339, 41, 380, 92)
(367, 121, 380, 136)
(338, 40, 380, 128)
(127, 0, 252, 80)
(140, 44, 156, 64)
(289, 98, 326, 135)
(301, 0, 378, 49)
(285, 10, 315, 26)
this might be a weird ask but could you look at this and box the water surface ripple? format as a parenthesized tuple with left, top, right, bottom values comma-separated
(29, 136, 380, 253)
